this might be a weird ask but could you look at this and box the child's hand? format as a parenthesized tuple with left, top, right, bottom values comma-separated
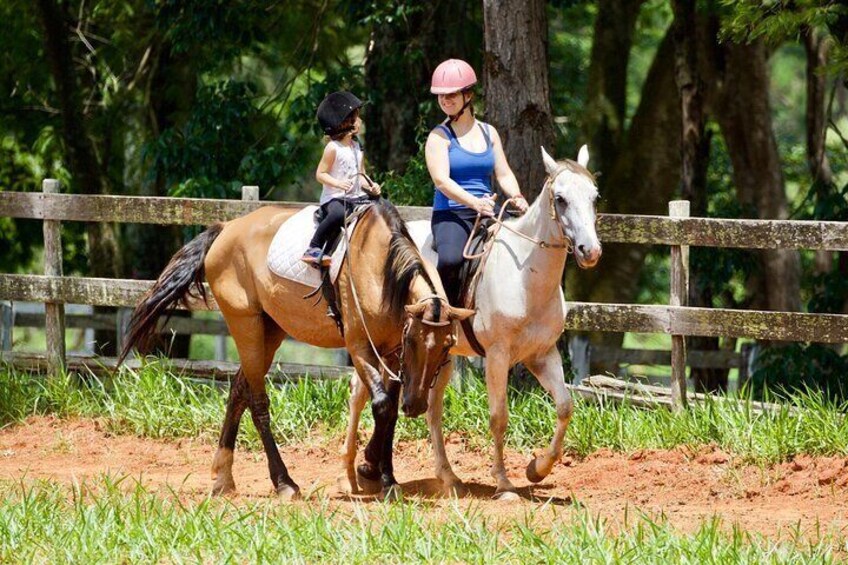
(337, 179, 354, 191)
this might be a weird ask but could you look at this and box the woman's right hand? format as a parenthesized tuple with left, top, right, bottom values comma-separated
(337, 178, 354, 191)
(473, 194, 496, 217)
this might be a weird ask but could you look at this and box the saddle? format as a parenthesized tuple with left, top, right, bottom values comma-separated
(314, 199, 376, 337)
(455, 217, 496, 357)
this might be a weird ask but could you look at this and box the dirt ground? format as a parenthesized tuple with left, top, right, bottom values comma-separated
(1, 416, 847, 540)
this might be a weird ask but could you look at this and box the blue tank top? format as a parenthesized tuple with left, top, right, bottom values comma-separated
(432, 122, 495, 211)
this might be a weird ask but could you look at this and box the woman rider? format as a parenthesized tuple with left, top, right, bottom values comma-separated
(424, 59, 528, 305)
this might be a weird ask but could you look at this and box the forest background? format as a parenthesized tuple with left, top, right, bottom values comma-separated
(1, 0, 847, 396)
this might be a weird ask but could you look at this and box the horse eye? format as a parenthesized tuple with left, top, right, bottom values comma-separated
(555, 195, 566, 205)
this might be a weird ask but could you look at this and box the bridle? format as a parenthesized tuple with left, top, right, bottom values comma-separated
(394, 294, 454, 388)
(462, 167, 574, 261)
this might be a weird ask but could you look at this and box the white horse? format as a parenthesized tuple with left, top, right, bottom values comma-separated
(341, 146, 602, 499)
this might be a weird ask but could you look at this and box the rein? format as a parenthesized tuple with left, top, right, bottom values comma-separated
(462, 168, 573, 261)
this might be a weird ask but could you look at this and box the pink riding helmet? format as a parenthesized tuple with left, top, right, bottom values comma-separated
(430, 59, 477, 94)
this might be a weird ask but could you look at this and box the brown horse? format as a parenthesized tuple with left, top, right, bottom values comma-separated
(119, 200, 472, 499)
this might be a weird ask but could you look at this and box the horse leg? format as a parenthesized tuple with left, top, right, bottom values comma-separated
(426, 357, 467, 497)
(523, 345, 574, 483)
(485, 349, 519, 500)
(228, 314, 298, 499)
(350, 350, 395, 495)
(211, 317, 286, 495)
(211, 369, 249, 495)
(339, 371, 369, 494)
(376, 378, 402, 500)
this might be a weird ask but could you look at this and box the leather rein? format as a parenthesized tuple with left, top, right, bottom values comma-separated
(462, 167, 574, 261)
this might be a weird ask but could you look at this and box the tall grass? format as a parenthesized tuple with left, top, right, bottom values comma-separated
(0, 477, 842, 563)
(1, 361, 847, 463)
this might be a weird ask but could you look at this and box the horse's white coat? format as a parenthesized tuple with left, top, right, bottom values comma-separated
(346, 148, 602, 497)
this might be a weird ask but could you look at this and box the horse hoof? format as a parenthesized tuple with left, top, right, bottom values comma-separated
(211, 478, 236, 496)
(525, 458, 549, 484)
(276, 484, 301, 501)
(444, 481, 469, 499)
(356, 463, 382, 495)
(357, 462, 380, 482)
(382, 484, 404, 502)
(356, 475, 382, 495)
(336, 474, 359, 495)
(493, 490, 521, 502)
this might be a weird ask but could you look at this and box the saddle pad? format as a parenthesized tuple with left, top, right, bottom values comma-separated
(406, 220, 438, 267)
(266, 206, 348, 288)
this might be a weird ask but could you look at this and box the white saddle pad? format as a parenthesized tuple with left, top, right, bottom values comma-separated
(266, 206, 348, 288)
(406, 220, 438, 266)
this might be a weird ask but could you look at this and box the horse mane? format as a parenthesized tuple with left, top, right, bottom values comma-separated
(374, 199, 439, 320)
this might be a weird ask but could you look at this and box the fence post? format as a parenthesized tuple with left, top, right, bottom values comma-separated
(0, 301, 12, 352)
(738, 342, 758, 393)
(241, 185, 260, 202)
(116, 308, 133, 354)
(669, 200, 690, 410)
(568, 334, 590, 384)
(43, 179, 66, 376)
(219, 185, 260, 363)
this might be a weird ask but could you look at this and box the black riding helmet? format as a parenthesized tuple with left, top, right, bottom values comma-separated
(316, 91, 364, 135)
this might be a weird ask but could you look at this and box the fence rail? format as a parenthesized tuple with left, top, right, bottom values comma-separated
(3, 274, 847, 343)
(2, 181, 847, 410)
(2, 191, 847, 249)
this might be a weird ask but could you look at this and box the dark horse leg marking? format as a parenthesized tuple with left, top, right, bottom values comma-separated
(211, 369, 249, 494)
(351, 355, 393, 492)
(212, 315, 286, 495)
(248, 382, 298, 497)
(378, 379, 401, 497)
(357, 365, 401, 498)
(219, 313, 298, 498)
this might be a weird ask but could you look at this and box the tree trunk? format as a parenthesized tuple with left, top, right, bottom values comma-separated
(704, 38, 801, 314)
(364, 1, 481, 174)
(35, 0, 122, 355)
(803, 27, 837, 277)
(673, 0, 724, 391)
(482, 0, 555, 200)
(584, 0, 645, 178)
(803, 27, 834, 187)
(567, 27, 683, 373)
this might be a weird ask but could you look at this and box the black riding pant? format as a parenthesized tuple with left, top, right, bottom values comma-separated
(309, 197, 368, 251)
(431, 208, 479, 305)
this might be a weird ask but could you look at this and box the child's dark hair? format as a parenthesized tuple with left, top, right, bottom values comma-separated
(328, 109, 359, 141)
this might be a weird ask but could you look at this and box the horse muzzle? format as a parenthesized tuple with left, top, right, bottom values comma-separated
(401, 396, 428, 418)
(575, 243, 602, 269)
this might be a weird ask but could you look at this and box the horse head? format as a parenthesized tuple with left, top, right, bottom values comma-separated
(541, 145, 602, 269)
(400, 297, 472, 417)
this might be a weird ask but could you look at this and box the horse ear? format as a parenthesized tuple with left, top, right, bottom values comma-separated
(405, 302, 427, 317)
(448, 306, 475, 321)
(577, 144, 590, 168)
(541, 146, 558, 175)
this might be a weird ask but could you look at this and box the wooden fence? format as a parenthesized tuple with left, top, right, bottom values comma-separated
(2, 180, 847, 409)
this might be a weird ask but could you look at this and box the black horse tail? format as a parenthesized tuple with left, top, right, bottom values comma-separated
(117, 223, 225, 365)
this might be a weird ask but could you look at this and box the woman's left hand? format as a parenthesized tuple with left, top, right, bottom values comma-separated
(511, 194, 528, 215)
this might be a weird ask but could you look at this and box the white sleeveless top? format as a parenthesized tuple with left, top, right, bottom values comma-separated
(320, 140, 365, 204)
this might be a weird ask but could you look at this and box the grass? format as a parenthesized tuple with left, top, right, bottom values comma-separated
(1, 363, 846, 562)
(1, 360, 847, 464)
(0, 477, 843, 564)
